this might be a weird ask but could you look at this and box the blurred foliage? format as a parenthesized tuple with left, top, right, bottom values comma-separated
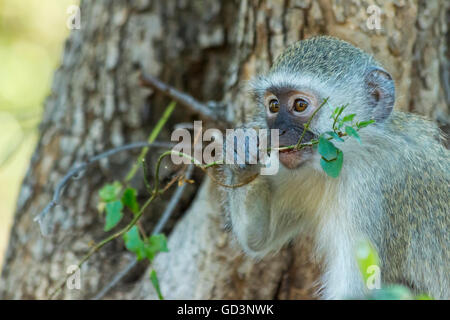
(355, 239, 433, 300)
(0, 0, 78, 268)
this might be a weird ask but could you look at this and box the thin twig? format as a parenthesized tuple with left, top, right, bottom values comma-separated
(141, 158, 153, 194)
(140, 72, 229, 125)
(202, 167, 259, 188)
(125, 101, 177, 183)
(34, 141, 174, 229)
(295, 97, 329, 149)
(153, 165, 194, 235)
(91, 165, 195, 300)
(332, 103, 348, 131)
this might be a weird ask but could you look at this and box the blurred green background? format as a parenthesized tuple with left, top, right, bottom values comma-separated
(0, 0, 78, 267)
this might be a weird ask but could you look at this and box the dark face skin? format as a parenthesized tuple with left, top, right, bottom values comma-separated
(264, 87, 320, 169)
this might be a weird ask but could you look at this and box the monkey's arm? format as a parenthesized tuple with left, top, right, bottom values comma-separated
(225, 169, 270, 256)
(224, 166, 298, 258)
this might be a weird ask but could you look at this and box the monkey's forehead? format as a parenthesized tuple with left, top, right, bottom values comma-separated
(248, 71, 325, 100)
(269, 36, 377, 79)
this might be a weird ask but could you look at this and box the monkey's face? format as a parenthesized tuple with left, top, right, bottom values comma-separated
(264, 88, 319, 169)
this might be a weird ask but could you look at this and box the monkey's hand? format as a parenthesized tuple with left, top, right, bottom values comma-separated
(223, 128, 261, 178)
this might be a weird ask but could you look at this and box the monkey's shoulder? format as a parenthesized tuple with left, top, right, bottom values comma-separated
(388, 111, 443, 138)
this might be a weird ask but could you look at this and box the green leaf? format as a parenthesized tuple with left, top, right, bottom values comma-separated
(150, 270, 164, 300)
(345, 126, 361, 144)
(123, 226, 146, 260)
(415, 294, 433, 300)
(357, 119, 375, 129)
(371, 285, 413, 300)
(104, 201, 123, 231)
(355, 239, 380, 284)
(325, 131, 344, 142)
(336, 105, 347, 118)
(320, 149, 343, 178)
(99, 182, 122, 202)
(318, 135, 338, 161)
(122, 188, 140, 214)
(123, 227, 169, 262)
(143, 234, 169, 261)
(149, 234, 169, 252)
(342, 113, 356, 123)
(330, 106, 340, 119)
(331, 105, 345, 119)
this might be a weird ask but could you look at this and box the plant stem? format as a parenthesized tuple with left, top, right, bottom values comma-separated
(125, 101, 176, 183)
(295, 97, 329, 149)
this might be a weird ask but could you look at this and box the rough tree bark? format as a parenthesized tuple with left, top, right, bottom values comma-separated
(0, 0, 448, 299)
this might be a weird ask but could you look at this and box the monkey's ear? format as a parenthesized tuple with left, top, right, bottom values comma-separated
(365, 67, 395, 122)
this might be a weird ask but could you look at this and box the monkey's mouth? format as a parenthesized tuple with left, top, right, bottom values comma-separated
(278, 147, 309, 169)
(276, 129, 315, 169)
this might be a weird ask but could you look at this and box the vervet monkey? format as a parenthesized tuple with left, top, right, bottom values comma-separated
(222, 36, 449, 299)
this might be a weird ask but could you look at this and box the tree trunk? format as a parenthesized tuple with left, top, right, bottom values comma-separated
(1, 0, 448, 300)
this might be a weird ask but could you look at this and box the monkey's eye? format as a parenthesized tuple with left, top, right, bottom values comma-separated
(268, 99, 280, 113)
(293, 98, 309, 112)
